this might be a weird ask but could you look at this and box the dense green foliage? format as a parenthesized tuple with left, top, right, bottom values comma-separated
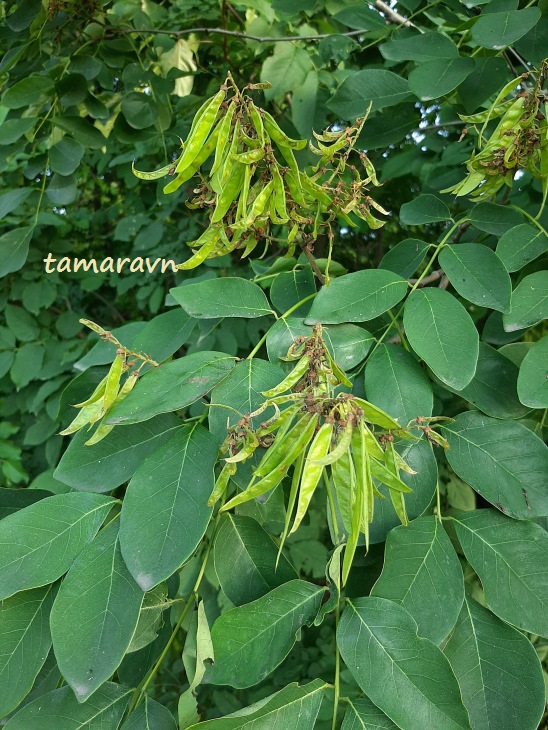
(1, 0, 547, 728)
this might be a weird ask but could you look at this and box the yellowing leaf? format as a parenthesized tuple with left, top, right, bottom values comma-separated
(159, 40, 197, 97)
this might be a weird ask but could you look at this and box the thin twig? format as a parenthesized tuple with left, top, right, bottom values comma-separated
(89, 290, 125, 323)
(415, 120, 467, 133)
(300, 242, 325, 285)
(226, 1, 245, 25)
(103, 26, 382, 43)
(221, 0, 229, 63)
(451, 220, 470, 243)
(506, 46, 529, 70)
(503, 51, 518, 77)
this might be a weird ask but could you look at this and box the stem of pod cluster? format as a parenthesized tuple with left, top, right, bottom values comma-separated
(246, 292, 318, 359)
(331, 599, 341, 730)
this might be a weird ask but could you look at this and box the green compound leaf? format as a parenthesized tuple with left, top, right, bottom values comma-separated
(106, 352, 236, 426)
(260, 43, 313, 101)
(185, 680, 326, 729)
(496, 224, 548, 272)
(503, 271, 548, 332)
(498, 341, 534, 367)
(327, 69, 413, 119)
(379, 239, 430, 279)
(0, 118, 36, 145)
(371, 516, 464, 644)
(408, 58, 475, 101)
(206, 580, 324, 688)
(331, 4, 386, 30)
(517, 335, 548, 408)
(121, 696, 177, 729)
(365, 344, 433, 427)
(208, 358, 285, 441)
(0, 227, 33, 278)
(50, 522, 143, 701)
(54, 414, 180, 492)
(6, 304, 40, 342)
(49, 138, 85, 176)
(399, 195, 451, 225)
(292, 69, 319, 139)
(444, 596, 545, 730)
(337, 597, 471, 730)
(270, 267, 316, 315)
(118, 622, 172, 690)
(46, 172, 78, 206)
(0, 488, 52, 521)
(444, 411, 548, 518)
(120, 424, 217, 590)
(2, 75, 54, 108)
(404, 288, 479, 390)
(457, 57, 508, 113)
(129, 309, 198, 370)
(121, 93, 157, 129)
(358, 104, 420, 150)
(482, 311, 527, 346)
(439, 244, 511, 313)
(305, 270, 408, 324)
(471, 7, 541, 49)
(515, 13, 548, 65)
(213, 515, 297, 606)
(440, 342, 529, 420)
(0, 188, 32, 218)
(4, 683, 131, 730)
(0, 584, 57, 718)
(380, 31, 459, 63)
(453, 510, 548, 638)
(127, 583, 169, 653)
(468, 203, 524, 237)
(170, 278, 273, 319)
(342, 697, 398, 729)
(0, 493, 114, 600)
(51, 116, 106, 149)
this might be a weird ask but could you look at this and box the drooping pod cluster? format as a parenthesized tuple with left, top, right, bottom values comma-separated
(132, 75, 387, 269)
(444, 65, 548, 211)
(59, 319, 158, 446)
(209, 325, 443, 583)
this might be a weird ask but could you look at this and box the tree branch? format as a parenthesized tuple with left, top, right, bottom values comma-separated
(374, 0, 416, 27)
(408, 269, 443, 286)
(102, 2, 416, 44)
